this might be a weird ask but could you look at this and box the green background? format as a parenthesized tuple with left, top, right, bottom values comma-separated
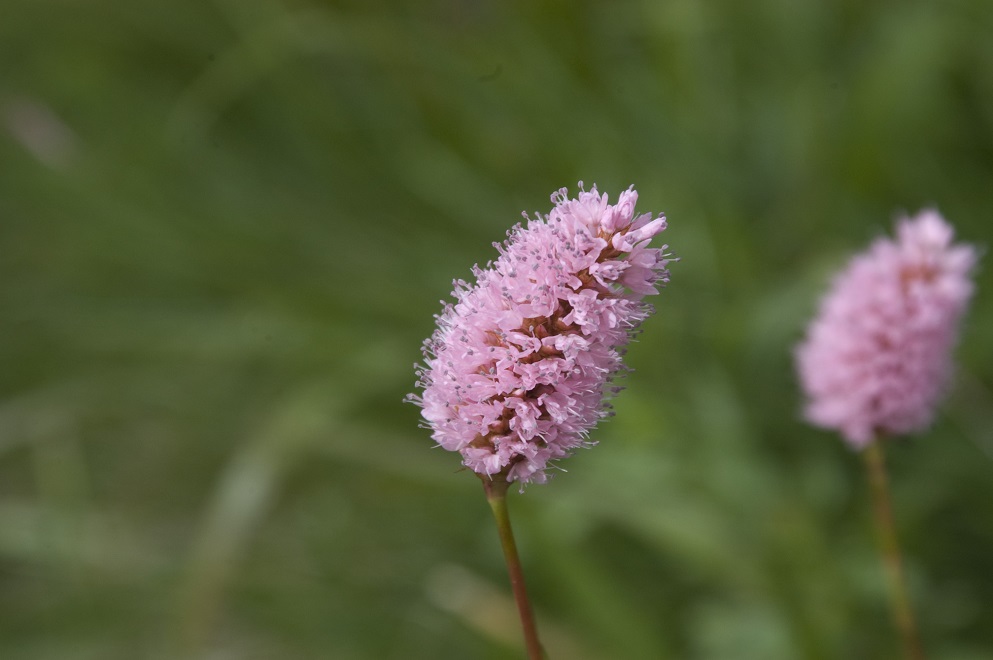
(2, 1, 992, 658)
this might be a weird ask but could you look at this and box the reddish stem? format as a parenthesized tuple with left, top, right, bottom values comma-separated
(863, 440, 925, 660)
(482, 476, 545, 659)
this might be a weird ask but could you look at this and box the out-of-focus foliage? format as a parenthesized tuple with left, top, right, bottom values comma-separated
(1, 1, 992, 658)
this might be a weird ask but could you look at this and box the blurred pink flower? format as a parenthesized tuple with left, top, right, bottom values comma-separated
(795, 210, 978, 448)
(409, 184, 672, 484)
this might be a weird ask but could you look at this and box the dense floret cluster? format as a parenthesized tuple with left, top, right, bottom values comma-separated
(409, 184, 672, 483)
(796, 210, 977, 447)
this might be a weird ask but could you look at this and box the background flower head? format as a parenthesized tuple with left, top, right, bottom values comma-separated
(795, 210, 978, 448)
(409, 184, 672, 483)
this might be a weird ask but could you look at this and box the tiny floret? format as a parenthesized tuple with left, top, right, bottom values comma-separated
(408, 184, 672, 484)
(795, 210, 978, 448)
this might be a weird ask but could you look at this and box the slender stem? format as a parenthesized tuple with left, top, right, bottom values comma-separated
(863, 440, 925, 660)
(482, 476, 545, 660)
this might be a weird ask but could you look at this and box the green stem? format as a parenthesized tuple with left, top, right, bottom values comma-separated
(482, 475, 545, 660)
(863, 440, 925, 660)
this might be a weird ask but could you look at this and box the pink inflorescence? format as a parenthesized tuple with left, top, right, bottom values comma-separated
(795, 210, 978, 448)
(408, 184, 672, 484)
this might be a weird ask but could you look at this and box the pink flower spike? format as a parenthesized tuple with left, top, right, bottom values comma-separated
(409, 184, 673, 484)
(795, 209, 978, 448)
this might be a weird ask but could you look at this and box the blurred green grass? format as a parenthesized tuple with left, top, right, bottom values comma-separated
(2, 0, 993, 658)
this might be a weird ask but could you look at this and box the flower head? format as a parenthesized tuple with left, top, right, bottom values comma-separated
(408, 184, 672, 484)
(795, 210, 978, 448)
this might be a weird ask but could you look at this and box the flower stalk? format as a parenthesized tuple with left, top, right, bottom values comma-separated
(482, 474, 545, 660)
(863, 440, 925, 660)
